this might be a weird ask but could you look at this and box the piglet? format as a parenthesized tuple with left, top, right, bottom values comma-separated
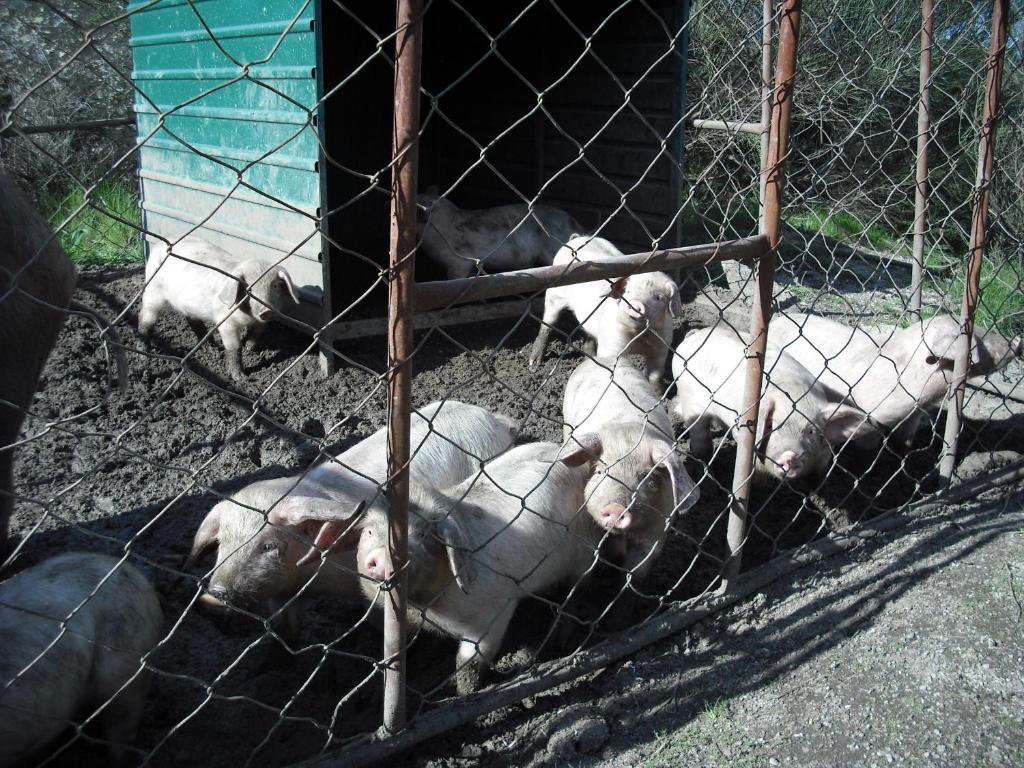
(187, 401, 518, 632)
(0, 552, 163, 766)
(528, 235, 681, 387)
(563, 356, 698, 577)
(672, 325, 876, 480)
(768, 312, 1024, 445)
(418, 189, 581, 279)
(139, 237, 300, 381)
(356, 439, 602, 694)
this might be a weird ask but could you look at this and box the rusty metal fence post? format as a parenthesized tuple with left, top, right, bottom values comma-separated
(757, 0, 774, 231)
(938, 0, 1009, 485)
(723, 0, 802, 592)
(383, 0, 424, 734)
(909, 0, 934, 319)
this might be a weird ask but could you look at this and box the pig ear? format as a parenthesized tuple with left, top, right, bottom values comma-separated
(824, 403, 876, 445)
(609, 276, 628, 298)
(560, 432, 603, 467)
(756, 396, 776, 446)
(277, 268, 300, 304)
(669, 284, 683, 318)
(268, 497, 366, 526)
(294, 516, 363, 568)
(218, 267, 248, 307)
(437, 514, 477, 593)
(924, 353, 956, 372)
(651, 443, 700, 515)
(270, 499, 367, 567)
(185, 506, 221, 570)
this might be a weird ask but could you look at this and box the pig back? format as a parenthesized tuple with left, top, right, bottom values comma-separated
(564, 357, 672, 440)
(0, 553, 161, 764)
(442, 442, 598, 592)
(144, 239, 244, 322)
(769, 312, 932, 425)
(308, 400, 515, 494)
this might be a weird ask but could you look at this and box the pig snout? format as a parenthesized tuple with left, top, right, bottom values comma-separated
(198, 585, 230, 611)
(620, 298, 646, 321)
(362, 546, 389, 581)
(598, 503, 633, 531)
(776, 450, 803, 479)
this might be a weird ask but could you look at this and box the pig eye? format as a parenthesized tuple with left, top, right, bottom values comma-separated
(261, 541, 279, 554)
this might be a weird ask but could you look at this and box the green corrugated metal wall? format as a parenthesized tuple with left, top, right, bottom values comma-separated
(128, 0, 324, 312)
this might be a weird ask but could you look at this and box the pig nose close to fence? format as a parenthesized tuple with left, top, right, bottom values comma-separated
(622, 299, 646, 320)
(362, 549, 389, 581)
(198, 585, 230, 611)
(598, 503, 632, 530)
(778, 450, 801, 479)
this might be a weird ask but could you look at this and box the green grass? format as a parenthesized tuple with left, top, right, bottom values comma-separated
(42, 179, 144, 266)
(702, 697, 727, 720)
(787, 206, 901, 253)
(922, 247, 1024, 338)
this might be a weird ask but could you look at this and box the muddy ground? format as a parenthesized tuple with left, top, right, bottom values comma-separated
(7, 265, 1024, 767)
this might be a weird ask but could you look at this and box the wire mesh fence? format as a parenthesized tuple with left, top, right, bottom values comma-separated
(1, 0, 1022, 765)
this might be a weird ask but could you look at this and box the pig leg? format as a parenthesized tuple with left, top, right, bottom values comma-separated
(246, 321, 268, 349)
(137, 295, 163, 345)
(528, 293, 566, 370)
(98, 673, 149, 764)
(647, 324, 674, 389)
(186, 318, 208, 345)
(645, 349, 667, 390)
(454, 603, 516, 695)
(685, 418, 713, 461)
(218, 325, 246, 382)
(893, 410, 924, 448)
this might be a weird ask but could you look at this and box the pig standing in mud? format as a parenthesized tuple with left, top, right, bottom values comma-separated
(187, 401, 517, 635)
(672, 325, 876, 481)
(356, 439, 602, 694)
(0, 552, 163, 766)
(528, 235, 682, 388)
(563, 356, 698, 577)
(417, 188, 581, 279)
(139, 237, 300, 381)
(1, 174, 77, 551)
(768, 312, 1024, 446)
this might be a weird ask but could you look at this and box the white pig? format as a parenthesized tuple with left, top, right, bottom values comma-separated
(563, 357, 698, 577)
(528, 235, 682, 387)
(356, 439, 602, 694)
(138, 237, 300, 381)
(768, 312, 1024, 445)
(187, 401, 518, 631)
(418, 189, 582, 279)
(672, 325, 876, 480)
(0, 553, 163, 766)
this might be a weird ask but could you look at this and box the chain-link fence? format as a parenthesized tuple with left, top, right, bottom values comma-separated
(1, 0, 1022, 765)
